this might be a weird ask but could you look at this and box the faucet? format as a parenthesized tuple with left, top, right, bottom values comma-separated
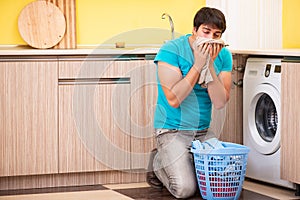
(161, 13, 174, 40)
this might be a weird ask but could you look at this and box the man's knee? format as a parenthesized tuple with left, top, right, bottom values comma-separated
(170, 178, 197, 199)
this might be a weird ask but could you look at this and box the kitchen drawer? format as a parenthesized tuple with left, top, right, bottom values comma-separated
(58, 58, 143, 79)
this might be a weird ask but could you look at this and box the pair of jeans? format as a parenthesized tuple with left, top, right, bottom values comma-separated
(153, 129, 215, 199)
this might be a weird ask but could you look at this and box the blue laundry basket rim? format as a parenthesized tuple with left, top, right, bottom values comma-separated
(191, 141, 250, 155)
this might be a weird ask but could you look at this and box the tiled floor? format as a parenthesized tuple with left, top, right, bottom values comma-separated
(0, 179, 299, 200)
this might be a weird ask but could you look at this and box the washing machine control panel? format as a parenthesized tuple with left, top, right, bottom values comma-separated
(244, 58, 282, 83)
(264, 63, 281, 78)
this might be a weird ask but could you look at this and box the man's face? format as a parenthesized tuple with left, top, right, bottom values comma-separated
(194, 24, 222, 39)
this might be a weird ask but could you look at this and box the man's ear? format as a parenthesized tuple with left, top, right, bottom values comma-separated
(192, 27, 197, 35)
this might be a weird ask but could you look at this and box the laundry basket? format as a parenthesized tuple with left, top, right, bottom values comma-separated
(191, 141, 250, 200)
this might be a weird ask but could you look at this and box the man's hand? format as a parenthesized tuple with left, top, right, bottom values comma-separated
(193, 43, 211, 72)
(210, 43, 223, 60)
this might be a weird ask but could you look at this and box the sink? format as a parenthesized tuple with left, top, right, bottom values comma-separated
(94, 44, 161, 50)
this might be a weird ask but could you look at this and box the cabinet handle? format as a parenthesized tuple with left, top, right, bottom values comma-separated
(58, 77, 130, 85)
(233, 79, 243, 87)
(234, 65, 245, 72)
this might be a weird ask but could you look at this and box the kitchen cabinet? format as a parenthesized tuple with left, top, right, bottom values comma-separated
(217, 54, 248, 144)
(0, 58, 58, 176)
(130, 60, 156, 170)
(281, 59, 300, 184)
(1, 47, 300, 190)
(58, 57, 156, 173)
(58, 58, 132, 173)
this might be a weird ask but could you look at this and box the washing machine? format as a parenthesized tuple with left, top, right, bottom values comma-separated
(243, 57, 295, 189)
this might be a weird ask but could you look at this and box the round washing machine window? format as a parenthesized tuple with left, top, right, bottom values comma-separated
(255, 93, 278, 143)
(248, 83, 280, 155)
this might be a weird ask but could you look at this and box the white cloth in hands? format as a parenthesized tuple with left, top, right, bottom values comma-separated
(192, 37, 226, 87)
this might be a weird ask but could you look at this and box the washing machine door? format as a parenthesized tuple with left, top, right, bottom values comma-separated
(248, 83, 280, 155)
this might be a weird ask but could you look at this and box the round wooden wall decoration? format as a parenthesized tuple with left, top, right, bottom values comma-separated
(18, 1, 66, 49)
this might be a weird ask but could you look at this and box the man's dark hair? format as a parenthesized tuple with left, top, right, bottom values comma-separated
(193, 7, 226, 33)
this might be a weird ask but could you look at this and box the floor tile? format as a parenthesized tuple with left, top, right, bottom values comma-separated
(243, 179, 300, 200)
(114, 187, 182, 200)
(0, 190, 133, 200)
(239, 189, 275, 200)
(104, 182, 149, 190)
(0, 185, 107, 196)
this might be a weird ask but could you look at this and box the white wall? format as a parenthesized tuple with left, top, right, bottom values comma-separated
(206, 0, 282, 49)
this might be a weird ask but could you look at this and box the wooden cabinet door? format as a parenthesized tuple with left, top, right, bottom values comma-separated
(218, 54, 248, 144)
(59, 83, 131, 173)
(130, 60, 156, 170)
(58, 59, 132, 173)
(0, 60, 58, 176)
(281, 61, 300, 184)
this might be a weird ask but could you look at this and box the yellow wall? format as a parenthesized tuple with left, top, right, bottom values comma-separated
(282, 0, 300, 48)
(0, 0, 34, 44)
(0, 0, 205, 45)
(1, 0, 299, 47)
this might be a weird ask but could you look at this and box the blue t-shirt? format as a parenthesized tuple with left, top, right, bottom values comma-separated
(153, 34, 232, 130)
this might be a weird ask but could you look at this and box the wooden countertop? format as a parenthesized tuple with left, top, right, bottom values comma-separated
(0, 45, 299, 57)
(230, 48, 300, 57)
(0, 45, 160, 56)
